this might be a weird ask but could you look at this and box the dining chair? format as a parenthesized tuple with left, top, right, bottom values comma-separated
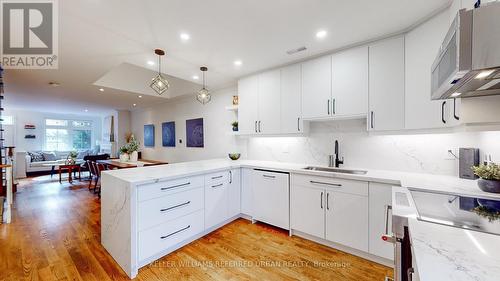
(87, 160, 97, 191)
(94, 163, 108, 198)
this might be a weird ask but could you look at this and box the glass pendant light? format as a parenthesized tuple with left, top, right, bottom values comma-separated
(150, 49, 169, 95)
(196, 66, 211, 104)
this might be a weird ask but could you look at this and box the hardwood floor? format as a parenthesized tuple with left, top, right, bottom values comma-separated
(0, 175, 393, 281)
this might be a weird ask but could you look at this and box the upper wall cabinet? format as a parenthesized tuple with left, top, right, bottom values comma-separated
(258, 70, 281, 134)
(281, 64, 304, 134)
(368, 36, 405, 131)
(405, 8, 461, 130)
(238, 75, 260, 134)
(331, 46, 368, 118)
(301, 56, 332, 119)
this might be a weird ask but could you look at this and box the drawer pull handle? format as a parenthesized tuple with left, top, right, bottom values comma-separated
(212, 183, 224, 188)
(310, 180, 342, 187)
(160, 182, 190, 191)
(160, 201, 191, 213)
(263, 174, 276, 179)
(160, 225, 191, 239)
(211, 175, 223, 180)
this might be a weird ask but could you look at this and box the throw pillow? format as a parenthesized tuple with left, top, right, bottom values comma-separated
(42, 152, 57, 161)
(28, 151, 45, 162)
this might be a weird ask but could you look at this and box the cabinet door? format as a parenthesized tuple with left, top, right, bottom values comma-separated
(281, 64, 303, 133)
(258, 70, 281, 134)
(227, 169, 241, 219)
(252, 170, 290, 230)
(368, 183, 394, 260)
(205, 181, 228, 229)
(331, 46, 368, 117)
(369, 36, 405, 131)
(238, 75, 259, 134)
(325, 191, 368, 252)
(240, 168, 253, 216)
(405, 9, 462, 129)
(301, 56, 332, 119)
(290, 184, 325, 238)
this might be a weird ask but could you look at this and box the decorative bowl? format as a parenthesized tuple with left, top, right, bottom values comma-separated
(478, 179, 500, 194)
(228, 153, 241, 161)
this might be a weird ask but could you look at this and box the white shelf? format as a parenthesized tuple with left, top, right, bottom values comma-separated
(226, 131, 240, 136)
(225, 105, 239, 112)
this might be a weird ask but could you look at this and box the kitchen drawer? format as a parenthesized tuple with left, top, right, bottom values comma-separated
(137, 175, 204, 202)
(138, 187, 204, 231)
(292, 174, 368, 196)
(204, 170, 229, 185)
(138, 210, 204, 261)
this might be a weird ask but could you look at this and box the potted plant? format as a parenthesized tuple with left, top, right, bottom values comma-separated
(127, 135, 140, 162)
(66, 151, 78, 165)
(119, 145, 129, 162)
(231, 121, 238, 132)
(472, 163, 500, 193)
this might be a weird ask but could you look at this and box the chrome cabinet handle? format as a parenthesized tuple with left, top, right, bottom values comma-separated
(212, 183, 223, 188)
(211, 175, 223, 180)
(229, 170, 232, 184)
(326, 193, 330, 210)
(320, 192, 324, 209)
(161, 182, 190, 191)
(160, 201, 191, 212)
(332, 98, 336, 115)
(160, 225, 190, 239)
(297, 117, 300, 132)
(384, 205, 392, 235)
(255, 121, 258, 133)
(327, 99, 330, 115)
(370, 111, 374, 129)
(453, 98, 459, 120)
(258, 121, 261, 133)
(310, 180, 342, 187)
(441, 101, 446, 124)
(263, 174, 276, 179)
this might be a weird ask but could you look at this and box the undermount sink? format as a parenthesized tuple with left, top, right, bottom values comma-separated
(303, 166, 368, 175)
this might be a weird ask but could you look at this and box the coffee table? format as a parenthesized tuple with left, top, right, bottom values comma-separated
(43, 161, 84, 183)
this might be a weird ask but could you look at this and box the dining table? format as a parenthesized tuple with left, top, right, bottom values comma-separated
(96, 159, 167, 169)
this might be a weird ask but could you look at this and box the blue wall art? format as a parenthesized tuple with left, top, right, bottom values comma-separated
(162, 121, 176, 147)
(144, 124, 155, 147)
(186, 118, 204, 148)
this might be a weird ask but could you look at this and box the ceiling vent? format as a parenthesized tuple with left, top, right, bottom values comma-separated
(286, 46, 307, 55)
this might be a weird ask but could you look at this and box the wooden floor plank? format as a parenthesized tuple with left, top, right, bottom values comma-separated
(0, 175, 393, 281)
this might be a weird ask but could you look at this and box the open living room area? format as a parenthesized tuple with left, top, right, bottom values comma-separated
(2, 0, 500, 281)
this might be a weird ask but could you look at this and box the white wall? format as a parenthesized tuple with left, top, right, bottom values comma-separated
(130, 87, 247, 163)
(4, 109, 102, 152)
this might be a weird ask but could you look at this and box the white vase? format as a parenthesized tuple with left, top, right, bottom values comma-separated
(129, 151, 138, 162)
(119, 153, 129, 162)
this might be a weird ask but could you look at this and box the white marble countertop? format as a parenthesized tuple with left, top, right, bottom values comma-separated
(103, 158, 499, 199)
(409, 218, 500, 281)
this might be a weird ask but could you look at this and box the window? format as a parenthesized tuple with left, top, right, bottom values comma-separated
(45, 119, 93, 151)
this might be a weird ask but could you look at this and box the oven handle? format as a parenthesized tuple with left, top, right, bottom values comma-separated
(381, 204, 397, 243)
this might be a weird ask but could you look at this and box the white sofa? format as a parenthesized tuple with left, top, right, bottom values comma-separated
(15, 151, 84, 179)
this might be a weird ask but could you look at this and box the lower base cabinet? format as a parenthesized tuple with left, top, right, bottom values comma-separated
(227, 169, 241, 219)
(241, 168, 254, 217)
(368, 182, 394, 260)
(290, 184, 325, 238)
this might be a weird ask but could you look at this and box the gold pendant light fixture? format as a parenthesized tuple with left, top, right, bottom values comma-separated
(196, 66, 211, 104)
(150, 49, 169, 95)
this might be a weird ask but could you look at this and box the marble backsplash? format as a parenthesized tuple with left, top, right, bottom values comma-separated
(246, 119, 500, 176)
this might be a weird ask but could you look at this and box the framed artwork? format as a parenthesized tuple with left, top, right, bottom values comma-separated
(162, 121, 176, 147)
(186, 118, 204, 148)
(144, 124, 155, 147)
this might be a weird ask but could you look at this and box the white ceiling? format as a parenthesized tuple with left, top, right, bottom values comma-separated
(3, 0, 451, 115)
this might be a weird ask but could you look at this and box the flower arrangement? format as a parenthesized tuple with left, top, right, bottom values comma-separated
(472, 163, 500, 180)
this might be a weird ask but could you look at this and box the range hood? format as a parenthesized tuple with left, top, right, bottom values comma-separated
(431, 2, 500, 100)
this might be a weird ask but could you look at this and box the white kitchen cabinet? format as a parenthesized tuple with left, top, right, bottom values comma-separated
(325, 191, 368, 252)
(290, 184, 325, 238)
(241, 168, 253, 217)
(238, 75, 259, 134)
(331, 46, 369, 118)
(227, 169, 241, 219)
(301, 56, 332, 119)
(252, 170, 290, 229)
(280, 64, 304, 133)
(369, 183, 394, 260)
(405, 8, 462, 130)
(258, 70, 281, 134)
(205, 180, 228, 229)
(369, 36, 405, 131)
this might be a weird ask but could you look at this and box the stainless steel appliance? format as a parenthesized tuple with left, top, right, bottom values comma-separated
(459, 148, 480, 179)
(431, 2, 500, 100)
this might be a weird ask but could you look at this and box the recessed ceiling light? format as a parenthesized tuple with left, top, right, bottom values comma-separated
(138, 95, 143, 98)
(316, 30, 327, 39)
(99, 88, 104, 92)
(49, 81, 60, 87)
(192, 75, 199, 80)
(234, 60, 242, 66)
(451, 92, 461, 97)
(133, 103, 137, 107)
(180, 33, 190, 41)
(84, 109, 88, 112)
(475, 69, 495, 79)
(147, 60, 155, 66)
